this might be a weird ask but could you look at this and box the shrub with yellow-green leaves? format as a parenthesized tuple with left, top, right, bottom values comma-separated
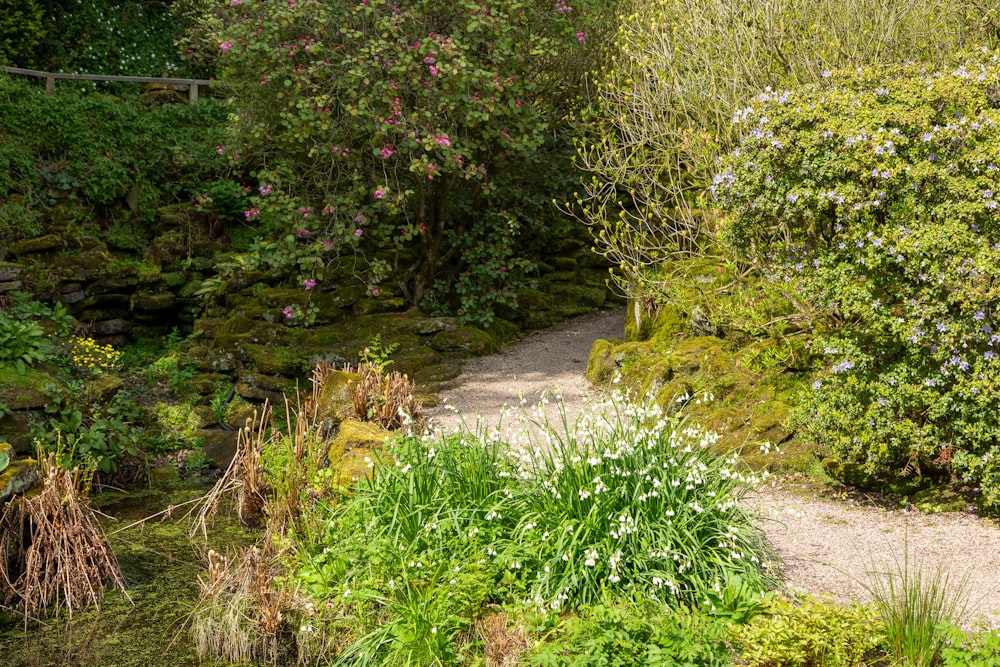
(716, 49, 1000, 508)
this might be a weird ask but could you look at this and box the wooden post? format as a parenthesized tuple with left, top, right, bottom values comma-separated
(45, 76, 55, 96)
(188, 83, 198, 103)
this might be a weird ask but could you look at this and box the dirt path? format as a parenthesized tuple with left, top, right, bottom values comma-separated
(425, 306, 1000, 629)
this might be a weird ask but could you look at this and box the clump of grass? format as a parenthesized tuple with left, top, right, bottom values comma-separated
(864, 546, 969, 667)
(0, 454, 127, 618)
(191, 545, 295, 666)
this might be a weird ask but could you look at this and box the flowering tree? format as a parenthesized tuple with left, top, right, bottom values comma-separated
(715, 51, 1000, 507)
(209, 0, 610, 322)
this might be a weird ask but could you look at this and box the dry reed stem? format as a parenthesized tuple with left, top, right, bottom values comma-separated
(189, 404, 271, 539)
(350, 363, 417, 430)
(0, 455, 128, 618)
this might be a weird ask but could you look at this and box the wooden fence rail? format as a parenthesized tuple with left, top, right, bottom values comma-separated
(0, 65, 213, 102)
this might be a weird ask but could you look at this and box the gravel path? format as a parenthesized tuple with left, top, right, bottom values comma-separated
(425, 307, 1000, 630)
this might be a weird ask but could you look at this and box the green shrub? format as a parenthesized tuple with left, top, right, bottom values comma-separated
(733, 596, 887, 667)
(512, 394, 773, 609)
(866, 549, 969, 667)
(27, 0, 189, 78)
(716, 50, 1000, 507)
(528, 597, 733, 667)
(940, 627, 1000, 666)
(0, 0, 44, 66)
(0, 314, 50, 375)
(0, 74, 229, 236)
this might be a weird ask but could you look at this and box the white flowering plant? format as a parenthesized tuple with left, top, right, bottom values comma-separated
(511, 392, 774, 609)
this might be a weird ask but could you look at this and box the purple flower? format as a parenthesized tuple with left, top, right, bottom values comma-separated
(282, 307, 294, 319)
(832, 360, 855, 374)
(303, 278, 316, 291)
(975, 310, 986, 321)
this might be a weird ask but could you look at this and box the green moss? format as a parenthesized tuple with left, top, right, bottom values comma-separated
(0, 366, 57, 409)
(430, 326, 496, 357)
(586, 339, 619, 385)
(328, 419, 393, 480)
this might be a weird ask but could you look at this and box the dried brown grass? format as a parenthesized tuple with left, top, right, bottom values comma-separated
(0, 455, 127, 618)
(466, 612, 530, 667)
(190, 405, 270, 538)
(192, 544, 296, 666)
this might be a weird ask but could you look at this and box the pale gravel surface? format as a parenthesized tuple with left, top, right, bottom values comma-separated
(425, 306, 1000, 630)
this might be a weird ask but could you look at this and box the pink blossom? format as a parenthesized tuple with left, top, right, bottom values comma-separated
(294, 228, 310, 238)
(244, 208, 261, 221)
(219, 40, 233, 52)
(380, 145, 396, 159)
(303, 278, 317, 290)
(354, 228, 363, 236)
(258, 184, 272, 196)
(216, 145, 224, 155)
(576, 32, 585, 43)
(282, 307, 294, 319)
(230, 0, 243, 4)
(370, 288, 379, 296)
(435, 134, 451, 148)
(374, 188, 386, 200)
(321, 241, 334, 250)
(428, 65, 439, 77)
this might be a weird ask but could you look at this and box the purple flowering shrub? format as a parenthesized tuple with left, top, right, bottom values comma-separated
(209, 0, 611, 325)
(715, 50, 1000, 507)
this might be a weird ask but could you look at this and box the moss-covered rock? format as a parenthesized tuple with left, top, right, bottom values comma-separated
(235, 372, 294, 403)
(354, 296, 407, 316)
(314, 370, 358, 426)
(667, 336, 730, 376)
(85, 375, 124, 405)
(327, 419, 392, 479)
(485, 317, 520, 346)
(0, 262, 24, 281)
(243, 343, 306, 377)
(9, 234, 62, 255)
(201, 429, 240, 469)
(0, 366, 55, 409)
(410, 361, 463, 389)
(133, 292, 177, 311)
(586, 338, 620, 385)
(0, 459, 38, 501)
(430, 326, 496, 357)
